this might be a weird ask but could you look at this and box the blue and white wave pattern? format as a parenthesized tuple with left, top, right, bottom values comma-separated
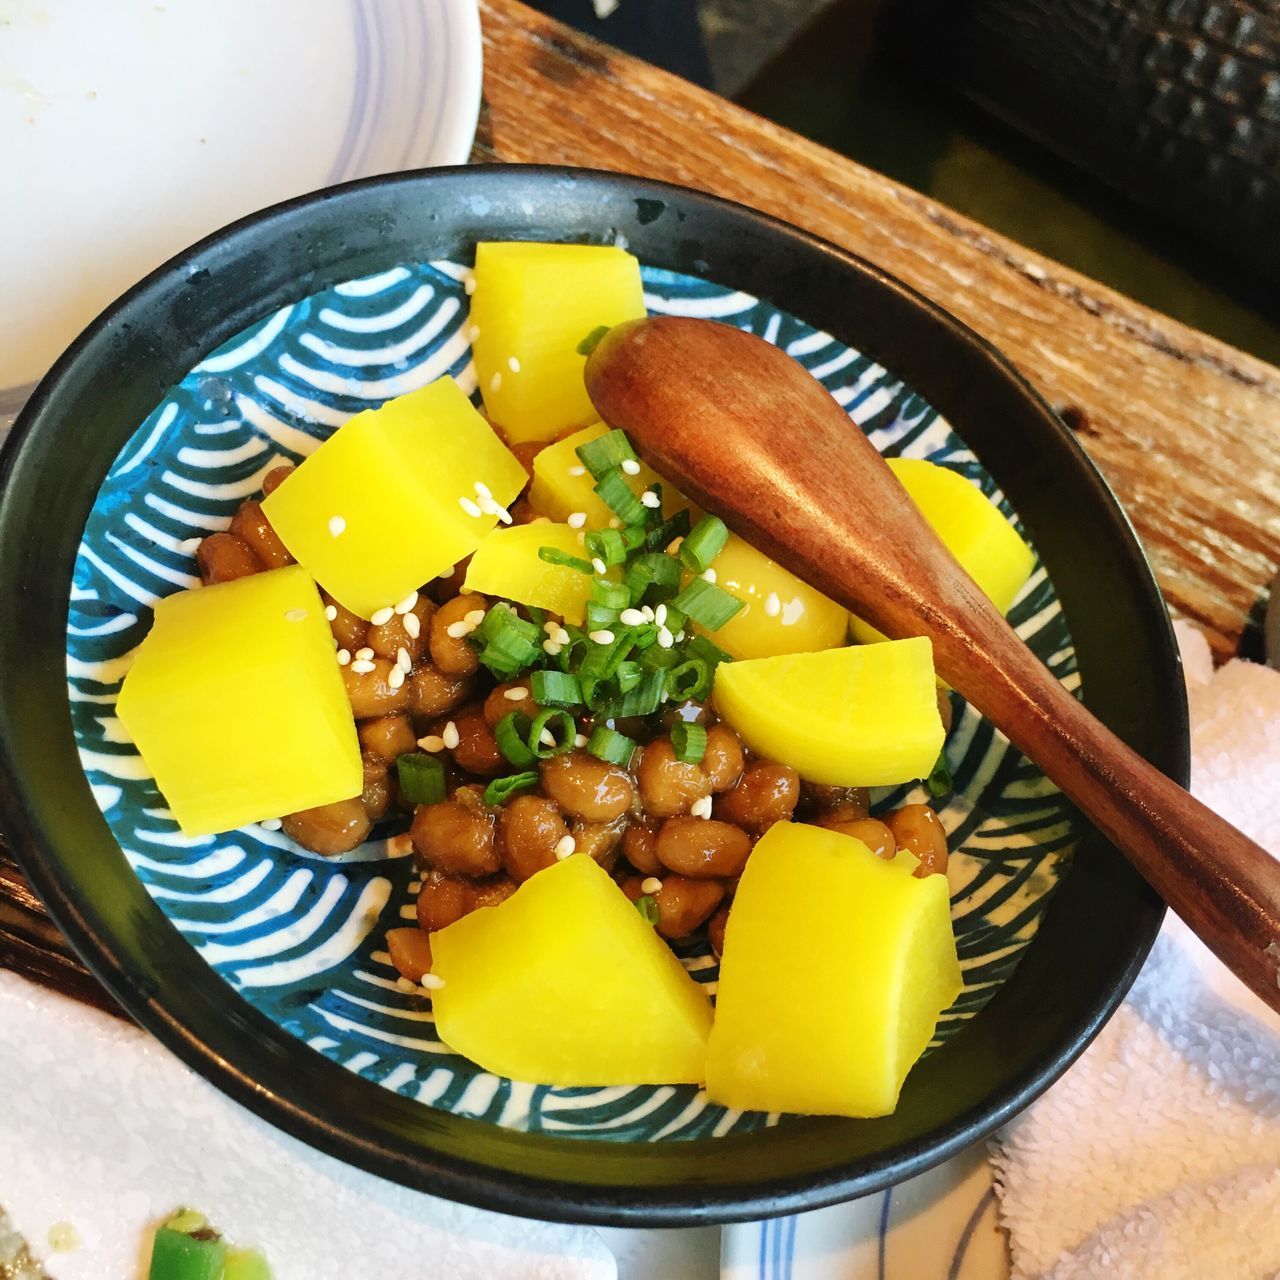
(68, 259, 1077, 1142)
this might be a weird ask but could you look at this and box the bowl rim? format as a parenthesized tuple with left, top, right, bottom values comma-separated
(0, 164, 1179, 1226)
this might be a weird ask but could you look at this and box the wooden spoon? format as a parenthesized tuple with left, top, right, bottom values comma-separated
(586, 316, 1280, 1014)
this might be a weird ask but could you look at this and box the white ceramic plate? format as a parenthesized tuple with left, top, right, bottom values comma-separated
(0, 0, 481, 397)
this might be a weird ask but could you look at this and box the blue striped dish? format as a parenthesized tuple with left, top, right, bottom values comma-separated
(67, 259, 1077, 1142)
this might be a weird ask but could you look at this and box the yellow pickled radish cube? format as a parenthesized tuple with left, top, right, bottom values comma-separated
(851, 458, 1036, 644)
(529, 423, 695, 528)
(463, 522, 601, 626)
(262, 377, 526, 619)
(713, 637, 943, 786)
(705, 822, 962, 1117)
(116, 566, 361, 836)
(430, 855, 713, 1084)
(707, 534, 848, 660)
(470, 242, 646, 444)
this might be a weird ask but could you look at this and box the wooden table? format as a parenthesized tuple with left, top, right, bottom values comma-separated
(3, 0, 1278, 1008)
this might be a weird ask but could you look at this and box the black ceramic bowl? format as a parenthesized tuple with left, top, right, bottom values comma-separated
(0, 166, 1178, 1226)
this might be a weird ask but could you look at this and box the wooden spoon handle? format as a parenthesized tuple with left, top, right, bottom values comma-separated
(587, 316, 1280, 1012)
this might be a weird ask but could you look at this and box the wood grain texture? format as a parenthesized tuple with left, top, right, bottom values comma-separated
(589, 316, 1280, 1014)
(476, 0, 1280, 660)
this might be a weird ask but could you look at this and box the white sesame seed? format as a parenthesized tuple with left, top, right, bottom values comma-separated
(418, 735, 445, 752)
(504, 687, 530, 701)
(675, 631, 685, 643)
(459, 496, 483, 518)
(388, 666, 405, 690)
(442, 721, 460, 750)
(324, 604, 338, 621)
(397, 647, 413, 673)
(619, 608, 646, 626)
(328, 515, 346, 537)
(394, 591, 419, 615)
(589, 629, 615, 644)
(284, 608, 307, 622)
(350, 660, 376, 674)
(657, 626, 674, 649)
(574, 733, 589, 748)
(355, 647, 374, 661)
(621, 459, 641, 476)
(540, 728, 556, 747)
(764, 592, 782, 617)
(490, 372, 502, 393)
(666, 536, 684, 555)
(554, 627, 571, 645)
(554, 835, 576, 860)
(542, 639, 563, 656)
(567, 511, 587, 529)
(543, 620, 560, 634)
(641, 876, 663, 894)
(337, 648, 351, 666)
(464, 609, 486, 626)
(179, 537, 201, 555)
(474, 480, 493, 501)
(640, 490, 661, 509)
(469, 323, 481, 339)
(591, 557, 608, 576)
(403, 613, 421, 639)
(508, 356, 521, 373)
(702, 568, 717, 583)
(608, 517, 623, 530)
(464, 275, 477, 295)
(260, 818, 283, 831)
(421, 973, 446, 991)
(370, 606, 394, 626)
(568, 465, 586, 477)
(445, 620, 473, 638)
(396, 977, 417, 993)
(641, 605, 655, 621)
(690, 796, 713, 819)
(654, 603, 668, 626)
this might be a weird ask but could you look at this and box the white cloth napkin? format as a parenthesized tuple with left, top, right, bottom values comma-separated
(990, 621, 1280, 1279)
(0, 971, 615, 1280)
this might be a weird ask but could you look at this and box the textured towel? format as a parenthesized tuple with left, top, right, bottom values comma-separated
(0, 971, 615, 1280)
(991, 621, 1280, 1279)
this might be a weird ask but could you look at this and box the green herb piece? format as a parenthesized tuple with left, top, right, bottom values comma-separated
(585, 600, 620, 632)
(538, 545, 595, 574)
(475, 605, 543, 676)
(484, 771, 542, 806)
(584, 527, 628, 568)
(586, 725, 638, 766)
(667, 658, 710, 701)
(148, 1227, 227, 1280)
(579, 627, 637, 682)
(640, 642, 682, 671)
(576, 324, 611, 356)
(634, 894, 660, 926)
(530, 669, 582, 708)
(670, 577, 745, 631)
(224, 1249, 273, 1280)
(528, 708, 577, 759)
(671, 721, 708, 764)
(643, 507, 692, 553)
(925, 747, 953, 798)
(575, 427, 637, 479)
(495, 712, 539, 768)
(625, 551, 681, 603)
(680, 515, 730, 572)
(615, 660, 644, 693)
(396, 754, 446, 806)
(591, 578, 631, 611)
(596, 667, 667, 718)
(593, 470, 647, 526)
(686, 634, 733, 671)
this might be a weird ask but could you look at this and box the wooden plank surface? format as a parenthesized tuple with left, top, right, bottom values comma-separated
(4, 0, 1278, 1005)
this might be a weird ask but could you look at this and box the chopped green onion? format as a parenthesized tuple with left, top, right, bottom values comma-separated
(585, 600, 620, 632)
(670, 577, 745, 630)
(528, 709, 577, 759)
(396, 754, 447, 806)
(584, 527, 628, 567)
(530, 669, 582, 708)
(474, 604, 543, 676)
(925, 747, 953, 798)
(615, 660, 644, 692)
(553, 627, 592, 673)
(538, 545, 594, 574)
(671, 721, 708, 764)
(591, 578, 631, 610)
(579, 627, 636, 681)
(593, 469, 647, 525)
(634, 894, 660, 926)
(149, 1227, 227, 1280)
(586, 725, 638, 766)
(625, 551, 681, 603)
(575, 428, 637, 479)
(576, 324, 610, 356)
(484, 771, 541, 806)
(596, 667, 666, 718)
(640, 642, 682, 670)
(643, 507, 692, 552)
(495, 712, 539, 768)
(680, 515, 730, 572)
(668, 658, 710, 701)
(686, 634, 733, 671)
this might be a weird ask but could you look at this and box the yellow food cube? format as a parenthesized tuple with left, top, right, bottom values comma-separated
(431, 855, 714, 1084)
(470, 242, 646, 444)
(851, 458, 1036, 644)
(262, 377, 527, 619)
(713, 637, 944, 785)
(706, 822, 961, 1117)
(463, 522, 600, 626)
(116, 566, 361, 836)
(529, 423, 692, 528)
(708, 534, 848, 660)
